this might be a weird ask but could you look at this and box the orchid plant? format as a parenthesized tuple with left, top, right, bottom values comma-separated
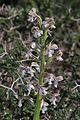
(27, 8, 63, 120)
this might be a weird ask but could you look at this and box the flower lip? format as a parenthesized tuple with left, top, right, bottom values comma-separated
(39, 86, 48, 96)
(56, 50, 63, 61)
(26, 66, 35, 77)
(41, 100, 49, 113)
(28, 16, 37, 23)
(25, 48, 35, 59)
(32, 26, 43, 38)
(44, 73, 55, 85)
(56, 56, 63, 61)
(31, 42, 36, 49)
(54, 76, 63, 88)
(46, 43, 58, 57)
(27, 82, 35, 95)
(46, 49, 54, 57)
(49, 93, 60, 105)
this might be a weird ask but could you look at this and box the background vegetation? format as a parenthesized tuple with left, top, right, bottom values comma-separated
(0, 0, 80, 120)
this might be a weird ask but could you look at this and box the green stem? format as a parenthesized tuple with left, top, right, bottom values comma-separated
(33, 94, 42, 120)
(33, 29, 48, 120)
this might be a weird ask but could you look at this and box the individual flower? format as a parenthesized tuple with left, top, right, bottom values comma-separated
(44, 73, 55, 85)
(56, 50, 63, 61)
(46, 49, 54, 57)
(49, 93, 60, 106)
(32, 26, 43, 38)
(27, 8, 37, 22)
(42, 17, 56, 29)
(39, 86, 48, 96)
(31, 62, 40, 72)
(25, 49, 33, 59)
(41, 100, 49, 113)
(46, 43, 58, 57)
(54, 76, 63, 88)
(31, 42, 36, 49)
(27, 82, 35, 95)
(26, 66, 35, 77)
(25, 48, 39, 59)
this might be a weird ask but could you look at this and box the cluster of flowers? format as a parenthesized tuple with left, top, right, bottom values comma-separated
(27, 8, 63, 60)
(18, 8, 63, 113)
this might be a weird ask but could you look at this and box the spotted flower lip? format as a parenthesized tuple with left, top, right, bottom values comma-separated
(27, 8, 37, 22)
(32, 26, 43, 38)
(42, 17, 56, 29)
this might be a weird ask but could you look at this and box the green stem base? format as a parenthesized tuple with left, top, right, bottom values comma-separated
(33, 93, 42, 120)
